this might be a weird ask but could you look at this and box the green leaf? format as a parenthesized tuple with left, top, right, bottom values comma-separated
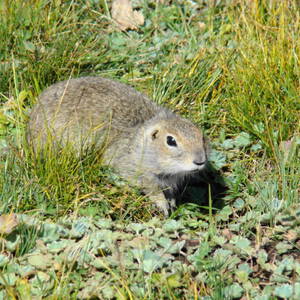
(142, 250, 168, 273)
(95, 218, 112, 229)
(157, 237, 185, 254)
(209, 149, 227, 170)
(36, 271, 50, 282)
(47, 240, 69, 253)
(23, 41, 36, 52)
(157, 237, 172, 249)
(5, 235, 21, 252)
(0, 254, 9, 267)
(251, 143, 263, 151)
(238, 263, 252, 274)
(233, 198, 245, 209)
(294, 283, 300, 299)
(167, 273, 182, 288)
(131, 249, 168, 273)
(234, 132, 252, 148)
(0, 273, 17, 286)
(231, 236, 253, 255)
(257, 249, 268, 266)
(128, 223, 145, 234)
(234, 237, 251, 249)
(235, 270, 249, 283)
(216, 205, 232, 221)
(162, 220, 183, 233)
(28, 253, 53, 270)
(70, 220, 90, 238)
(212, 235, 226, 246)
(17, 265, 36, 277)
(0, 290, 8, 300)
(224, 283, 243, 298)
(91, 257, 108, 270)
(41, 223, 61, 242)
(275, 242, 293, 254)
(221, 139, 235, 150)
(15, 278, 32, 299)
(236, 263, 252, 283)
(188, 241, 211, 266)
(254, 295, 269, 300)
(101, 285, 115, 299)
(213, 248, 233, 259)
(274, 284, 293, 298)
(30, 272, 54, 294)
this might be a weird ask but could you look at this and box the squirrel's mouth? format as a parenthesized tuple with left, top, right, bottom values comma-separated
(157, 163, 207, 178)
(182, 161, 207, 172)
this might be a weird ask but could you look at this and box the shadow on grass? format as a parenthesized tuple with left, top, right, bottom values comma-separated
(176, 162, 228, 212)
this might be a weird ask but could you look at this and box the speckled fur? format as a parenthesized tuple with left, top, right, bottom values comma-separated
(27, 77, 209, 216)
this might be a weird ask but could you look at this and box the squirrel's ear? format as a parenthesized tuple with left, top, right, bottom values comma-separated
(151, 129, 159, 140)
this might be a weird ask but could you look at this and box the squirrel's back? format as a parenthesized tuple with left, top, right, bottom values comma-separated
(28, 77, 161, 145)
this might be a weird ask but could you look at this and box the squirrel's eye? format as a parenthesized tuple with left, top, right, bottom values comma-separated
(166, 136, 177, 147)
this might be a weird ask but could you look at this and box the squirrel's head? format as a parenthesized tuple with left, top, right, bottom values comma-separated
(141, 113, 209, 176)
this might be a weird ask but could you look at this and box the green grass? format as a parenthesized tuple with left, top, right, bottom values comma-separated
(0, 0, 300, 299)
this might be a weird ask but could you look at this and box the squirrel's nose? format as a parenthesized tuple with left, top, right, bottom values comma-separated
(193, 151, 206, 166)
(193, 159, 206, 166)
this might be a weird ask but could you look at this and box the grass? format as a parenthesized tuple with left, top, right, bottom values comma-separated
(0, 0, 299, 299)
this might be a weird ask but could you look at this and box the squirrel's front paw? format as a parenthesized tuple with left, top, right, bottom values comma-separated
(150, 194, 177, 217)
(150, 193, 170, 217)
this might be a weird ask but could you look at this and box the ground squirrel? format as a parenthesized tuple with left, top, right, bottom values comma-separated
(27, 77, 209, 216)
